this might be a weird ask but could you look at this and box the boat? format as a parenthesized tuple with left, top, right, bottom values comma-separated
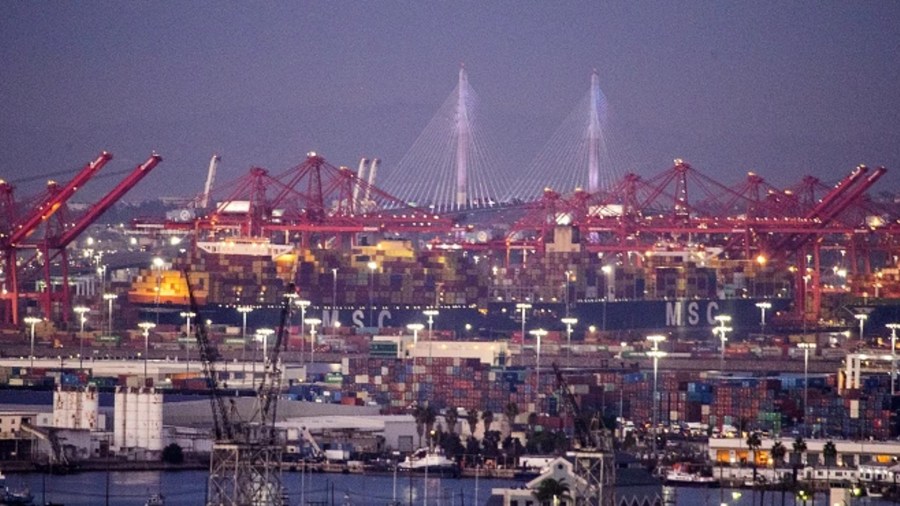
(144, 493, 165, 506)
(398, 447, 457, 473)
(664, 466, 719, 487)
(0, 471, 33, 506)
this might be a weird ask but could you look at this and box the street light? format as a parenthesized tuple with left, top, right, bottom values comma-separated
(713, 315, 732, 370)
(516, 302, 532, 345)
(331, 268, 338, 308)
(406, 323, 424, 359)
(755, 301, 772, 328)
(180, 311, 196, 373)
(529, 328, 548, 410)
(423, 309, 439, 359)
(887, 323, 900, 396)
(237, 306, 253, 363)
(103, 293, 117, 337)
(152, 257, 164, 324)
(256, 328, 275, 363)
(854, 313, 868, 341)
(798, 342, 816, 428)
(367, 261, 377, 327)
(601, 265, 613, 331)
(138, 322, 156, 381)
(295, 299, 311, 363)
(74, 306, 90, 370)
(24, 317, 40, 368)
(646, 334, 667, 460)
(305, 318, 321, 366)
(564, 270, 572, 317)
(561, 317, 578, 364)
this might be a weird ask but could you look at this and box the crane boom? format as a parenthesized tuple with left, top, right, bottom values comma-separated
(184, 269, 233, 441)
(52, 153, 161, 248)
(5, 151, 112, 247)
(200, 154, 219, 209)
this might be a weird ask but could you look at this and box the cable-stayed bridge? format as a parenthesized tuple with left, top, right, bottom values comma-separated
(380, 66, 624, 210)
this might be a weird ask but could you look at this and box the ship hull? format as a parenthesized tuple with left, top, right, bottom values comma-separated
(139, 297, 792, 336)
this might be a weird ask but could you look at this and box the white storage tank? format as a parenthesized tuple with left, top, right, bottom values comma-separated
(113, 386, 126, 449)
(124, 388, 139, 448)
(146, 390, 163, 451)
(81, 387, 99, 430)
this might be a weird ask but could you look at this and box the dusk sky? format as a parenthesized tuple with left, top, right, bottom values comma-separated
(1, 1, 898, 203)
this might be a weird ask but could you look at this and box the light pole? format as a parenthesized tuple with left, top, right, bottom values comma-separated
(423, 309, 439, 359)
(713, 314, 732, 370)
(529, 328, 548, 411)
(255, 328, 274, 389)
(600, 265, 615, 330)
(103, 293, 116, 337)
(516, 302, 532, 345)
(647, 334, 667, 461)
(854, 313, 868, 341)
(561, 317, 577, 364)
(331, 268, 338, 308)
(74, 306, 90, 370)
(798, 342, 816, 428)
(180, 311, 195, 373)
(564, 270, 572, 317)
(305, 318, 321, 367)
(755, 301, 772, 328)
(24, 317, 40, 369)
(887, 323, 900, 396)
(138, 322, 156, 381)
(237, 306, 253, 363)
(296, 300, 311, 363)
(367, 261, 377, 327)
(406, 323, 424, 359)
(152, 257, 164, 324)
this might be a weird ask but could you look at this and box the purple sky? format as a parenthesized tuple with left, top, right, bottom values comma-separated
(1, 1, 898, 202)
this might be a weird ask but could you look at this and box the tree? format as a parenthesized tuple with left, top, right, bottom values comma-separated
(444, 407, 459, 435)
(466, 409, 480, 437)
(823, 440, 837, 467)
(791, 436, 807, 466)
(423, 405, 437, 446)
(482, 410, 495, 434)
(532, 477, 571, 505)
(413, 405, 426, 447)
(771, 440, 786, 467)
(161, 443, 184, 465)
(746, 431, 762, 482)
(504, 402, 519, 435)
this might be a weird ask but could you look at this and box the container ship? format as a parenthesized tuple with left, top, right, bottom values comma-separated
(127, 234, 813, 337)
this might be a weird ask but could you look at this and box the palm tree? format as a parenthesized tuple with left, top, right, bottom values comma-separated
(532, 477, 571, 505)
(747, 430, 762, 482)
(466, 409, 480, 438)
(792, 436, 807, 466)
(482, 410, 495, 434)
(771, 440, 786, 467)
(823, 440, 837, 467)
(423, 405, 437, 446)
(413, 405, 426, 447)
(504, 401, 519, 436)
(746, 431, 762, 462)
(444, 407, 459, 435)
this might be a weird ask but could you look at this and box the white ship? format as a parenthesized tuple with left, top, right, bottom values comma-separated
(398, 447, 456, 472)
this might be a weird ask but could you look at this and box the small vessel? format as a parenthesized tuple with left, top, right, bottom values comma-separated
(398, 447, 456, 473)
(144, 493, 165, 506)
(664, 465, 719, 487)
(0, 471, 34, 506)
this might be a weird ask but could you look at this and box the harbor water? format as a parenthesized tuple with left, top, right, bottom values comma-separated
(5, 470, 897, 505)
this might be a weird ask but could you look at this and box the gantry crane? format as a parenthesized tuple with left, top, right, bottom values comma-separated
(0, 152, 112, 324)
(186, 269, 291, 506)
(554, 362, 615, 506)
